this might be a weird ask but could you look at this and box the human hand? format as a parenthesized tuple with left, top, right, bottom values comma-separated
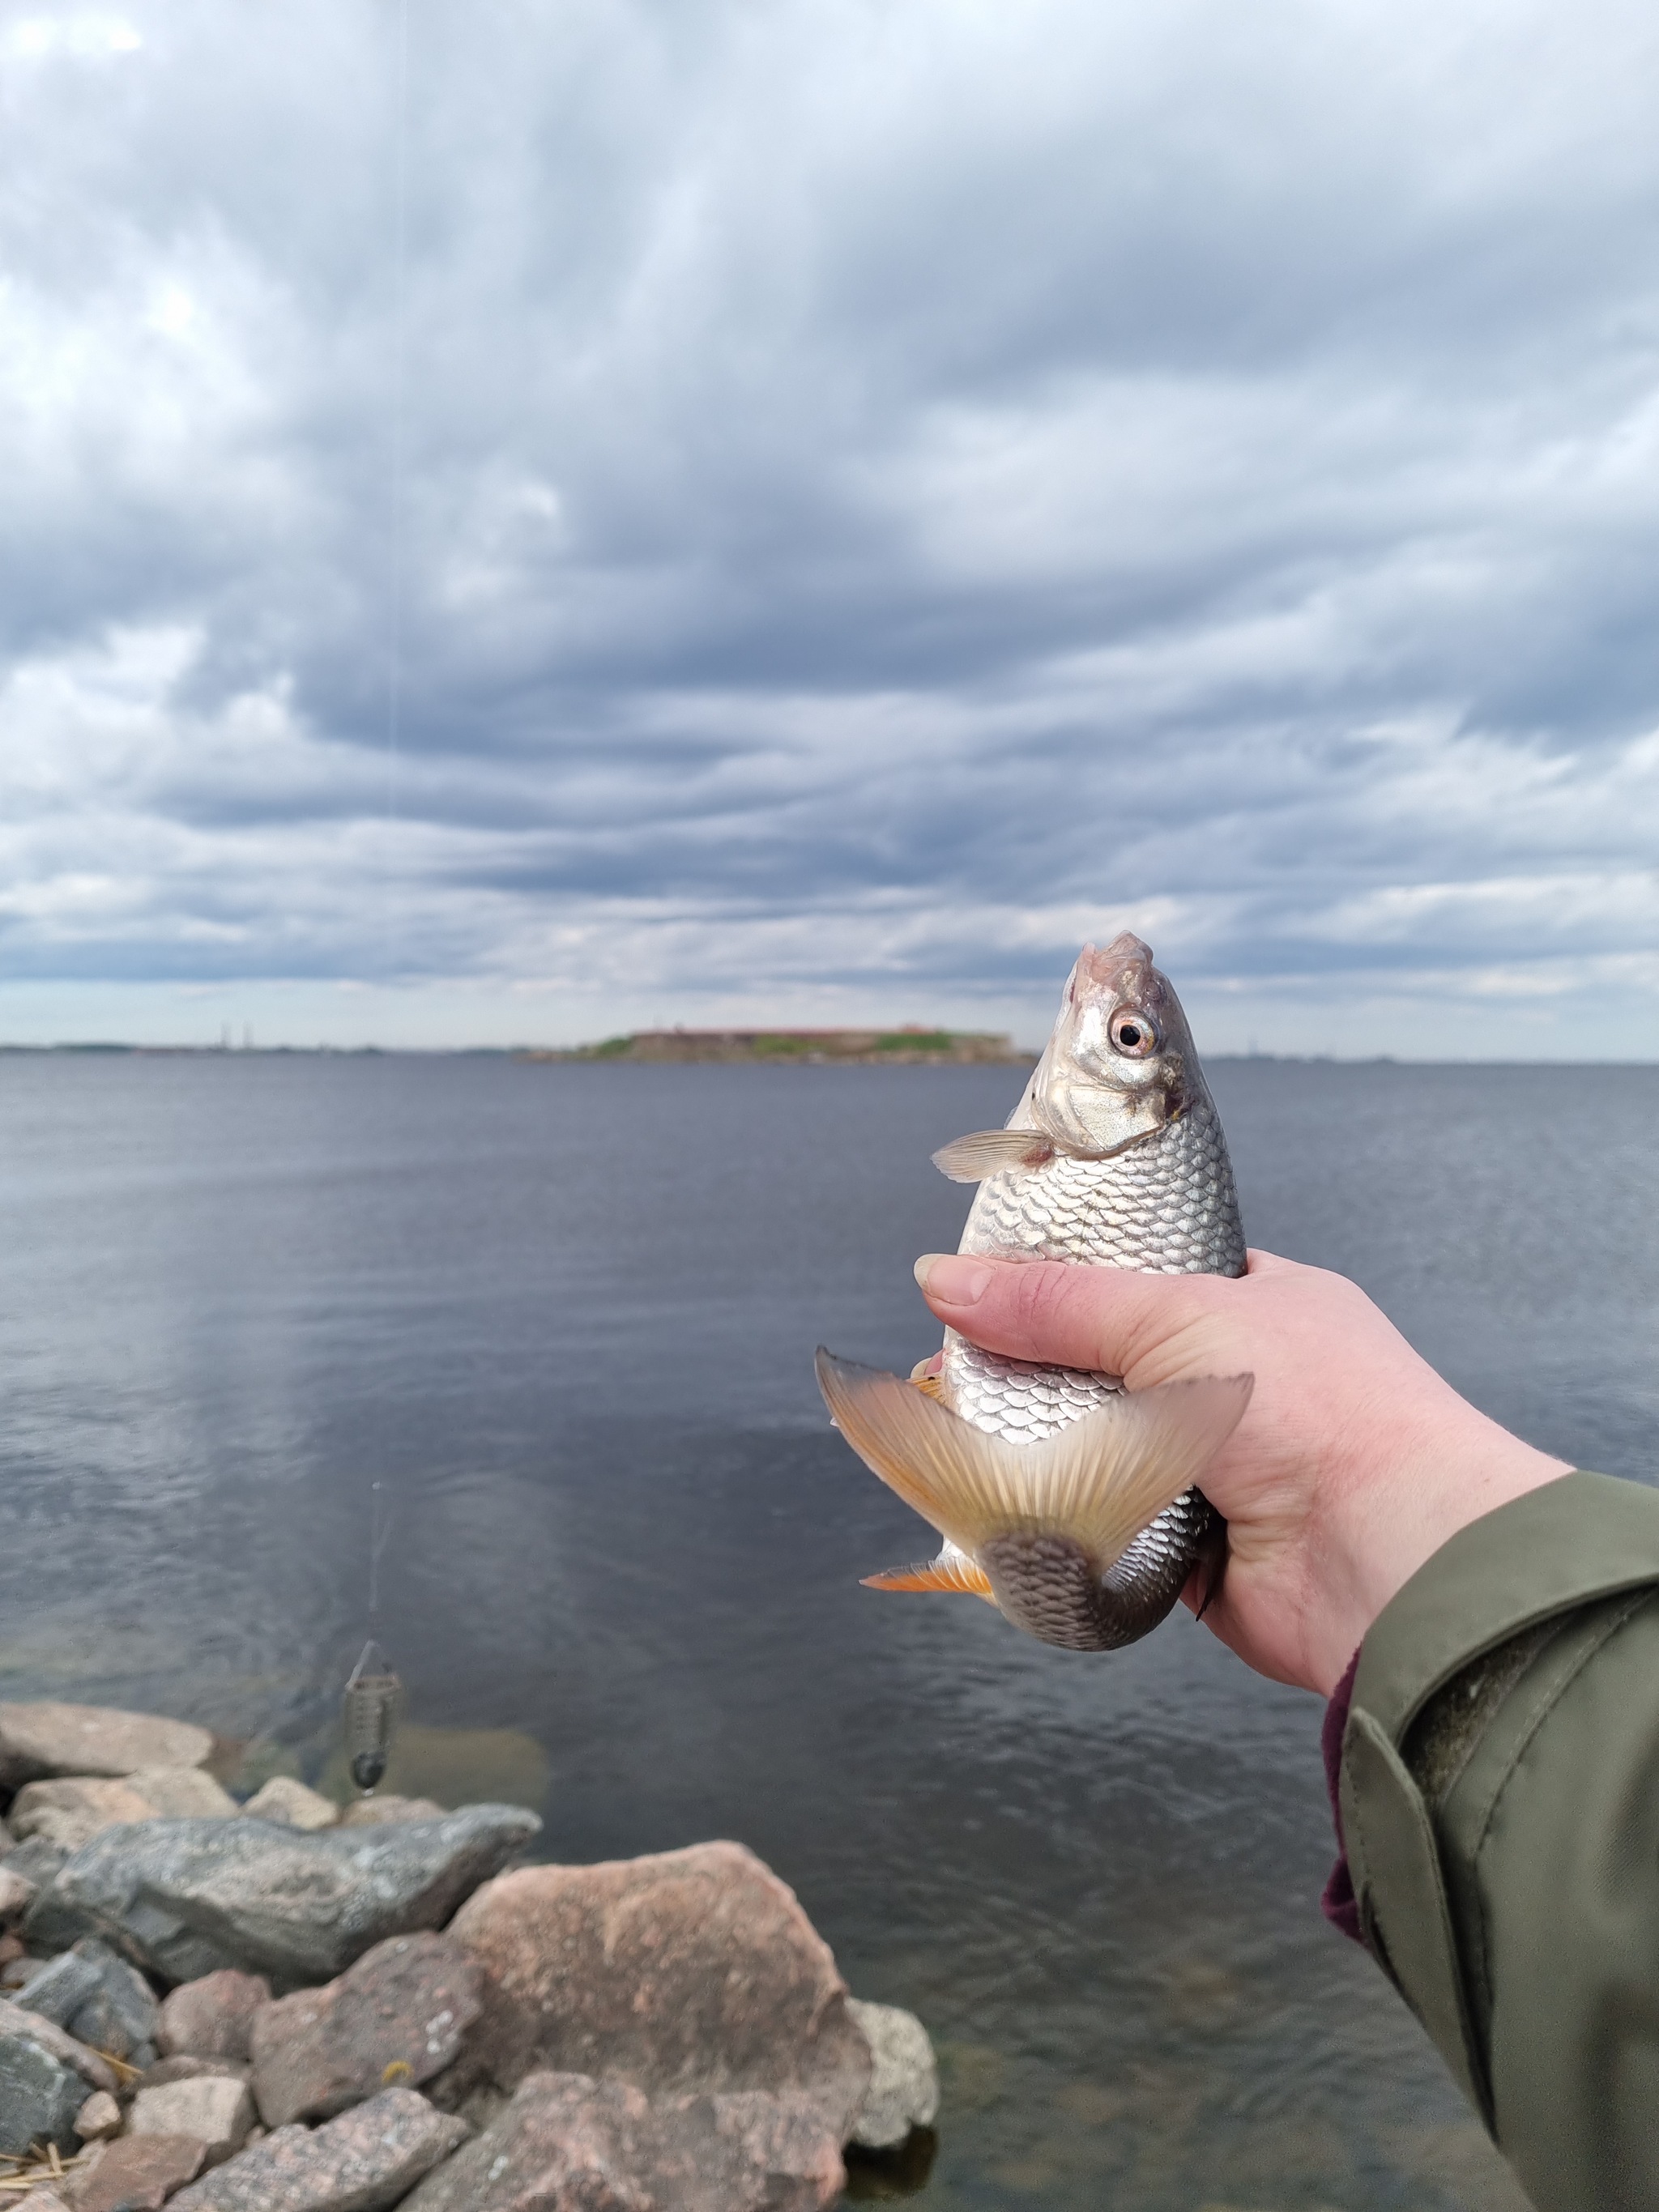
(912, 1248, 1569, 1694)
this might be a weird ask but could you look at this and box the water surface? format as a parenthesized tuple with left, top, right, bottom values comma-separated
(2, 1052, 1655, 2208)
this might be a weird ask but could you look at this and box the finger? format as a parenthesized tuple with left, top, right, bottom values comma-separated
(912, 1252, 1230, 1376)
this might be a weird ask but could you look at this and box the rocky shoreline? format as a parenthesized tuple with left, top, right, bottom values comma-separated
(0, 1701, 937, 2209)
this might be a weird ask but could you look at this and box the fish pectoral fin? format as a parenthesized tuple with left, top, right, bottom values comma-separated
(817, 1348, 1253, 1571)
(932, 1130, 1056, 1183)
(908, 1358, 949, 1403)
(863, 1554, 996, 1600)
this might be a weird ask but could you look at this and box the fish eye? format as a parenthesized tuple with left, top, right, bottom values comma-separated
(1109, 1007, 1158, 1057)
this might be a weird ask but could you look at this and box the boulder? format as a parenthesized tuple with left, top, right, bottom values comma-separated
(339, 1797, 446, 1828)
(0, 1869, 34, 1925)
(16, 1938, 160, 2064)
(0, 1997, 117, 2154)
(75, 2088, 123, 2140)
(0, 1816, 11, 1856)
(449, 1842, 870, 2137)
(168, 2087, 468, 2210)
(0, 1706, 212, 1790)
(156, 1973, 270, 2062)
(0, 1955, 47, 1994)
(126, 1771, 237, 1822)
(399, 2069, 844, 2212)
(1, 1837, 67, 1892)
(250, 1932, 484, 2126)
(127, 2075, 254, 2167)
(26, 1807, 540, 1988)
(70, 2133, 206, 2210)
(237, 1779, 336, 1831)
(7, 1780, 157, 1856)
(844, 2000, 938, 2150)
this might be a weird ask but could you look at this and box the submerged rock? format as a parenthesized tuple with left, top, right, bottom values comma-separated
(237, 1778, 338, 1831)
(400, 2069, 845, 2212)
(0, 1703, 213, 1789)
(449, 1841, 871, 2138)
(156, 1970, 271, 2061)
(250, 1931, 484, 2126)
(15, 1937, 159, 2064)
(168, 2086, 468, 2210)
(26, 1806, 540, 1988)
(844, 1999, 938, 2150)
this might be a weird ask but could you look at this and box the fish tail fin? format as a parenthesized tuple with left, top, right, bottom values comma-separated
(817, 1349, 1251, 1572)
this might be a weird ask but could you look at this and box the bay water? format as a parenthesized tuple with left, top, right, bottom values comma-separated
(1, 1052, 1655, 2209)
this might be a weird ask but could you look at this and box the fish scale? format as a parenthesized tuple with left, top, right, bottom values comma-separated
(939, 1097, 1245, 1643)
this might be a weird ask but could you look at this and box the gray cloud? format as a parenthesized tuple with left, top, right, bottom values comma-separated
(1, 0, 1657, 1051)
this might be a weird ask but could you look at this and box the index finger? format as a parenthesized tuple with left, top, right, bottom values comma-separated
(913, 1251, 1245, 1382)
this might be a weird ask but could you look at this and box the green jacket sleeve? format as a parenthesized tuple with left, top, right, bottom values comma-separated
(1340, 1470, 1659, 2212)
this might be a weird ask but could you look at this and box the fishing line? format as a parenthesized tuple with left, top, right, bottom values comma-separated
(343, 0, 413, 1792)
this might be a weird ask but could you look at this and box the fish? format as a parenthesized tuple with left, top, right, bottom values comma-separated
(817, 932, 1252, 1652)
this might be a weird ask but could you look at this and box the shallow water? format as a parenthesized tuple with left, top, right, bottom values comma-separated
(2, 1052, 1655, 2208)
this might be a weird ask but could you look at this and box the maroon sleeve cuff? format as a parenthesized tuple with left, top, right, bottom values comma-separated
(1320, 1645, 1363, 1942)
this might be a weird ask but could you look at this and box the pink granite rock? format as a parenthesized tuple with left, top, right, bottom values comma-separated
(155, 1973, 270, 2063)
(399, 2069, 844, 2211)
(249, 1932, 484, 2126)
(70, 2133, 205, 2211)
(448, 1841, 870, 2137)
(168, 2086, 467, 2210)
(6, 1779, 157, 1855)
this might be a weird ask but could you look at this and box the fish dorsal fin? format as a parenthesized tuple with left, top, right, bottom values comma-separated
(932, 1129, 1056, 1183)
(817, 1349, 1251, 1572)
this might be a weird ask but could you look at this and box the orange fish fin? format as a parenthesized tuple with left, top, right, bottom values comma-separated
(932, 1129, 1055, 1183)
(863, 1555, 995, 1598)
(909, 1366, 949, 1403)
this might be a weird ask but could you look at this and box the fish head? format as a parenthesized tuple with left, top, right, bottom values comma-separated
(1026, 933, 1201, 1155)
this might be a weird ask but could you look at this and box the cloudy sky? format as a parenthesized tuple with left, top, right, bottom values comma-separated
(3, 0, 1657, 1054)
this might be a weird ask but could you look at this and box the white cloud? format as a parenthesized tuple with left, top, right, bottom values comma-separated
(0, 0, 1656, 1051)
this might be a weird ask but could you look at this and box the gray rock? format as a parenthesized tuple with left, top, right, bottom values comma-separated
(400, 2069, 845, 2212)
(0, 1816, 11, 1856)
(16, 1938, 159, 2064)
(0, 1868, 35, 1925)
(0, 2028, 87, 2155)
(845, 1999, 938, 2150)
(0, 1836, 66, 1893)
(26, 1807, 539, 1988)
(7, 1778, 157, 1855)
(156, 1971, 271, 2061)
(0, 1995, 117, 2154)
(0, 1997, 118, 2094)
(0, 1705, 212, 1790)
(0, 1955, 48, 1994)
(448, 1842, 870, 2137)
(168, 2086, 468, 2210)
(128, 2073, 255, 2166)
(250, 1931, 484, 2126)
(237, 1779, 337, 1831)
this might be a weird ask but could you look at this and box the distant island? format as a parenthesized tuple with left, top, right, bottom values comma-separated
(520, 1025, 1034, 1066)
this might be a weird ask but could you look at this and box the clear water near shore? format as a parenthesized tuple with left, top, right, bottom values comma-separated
(2, 1053, 1656, 2208)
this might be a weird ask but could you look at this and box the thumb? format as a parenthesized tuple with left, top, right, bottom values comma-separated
(913, 1252, 1237, 1383)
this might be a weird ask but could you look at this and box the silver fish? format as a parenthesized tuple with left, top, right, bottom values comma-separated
(817, 932, 1251, 1652)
